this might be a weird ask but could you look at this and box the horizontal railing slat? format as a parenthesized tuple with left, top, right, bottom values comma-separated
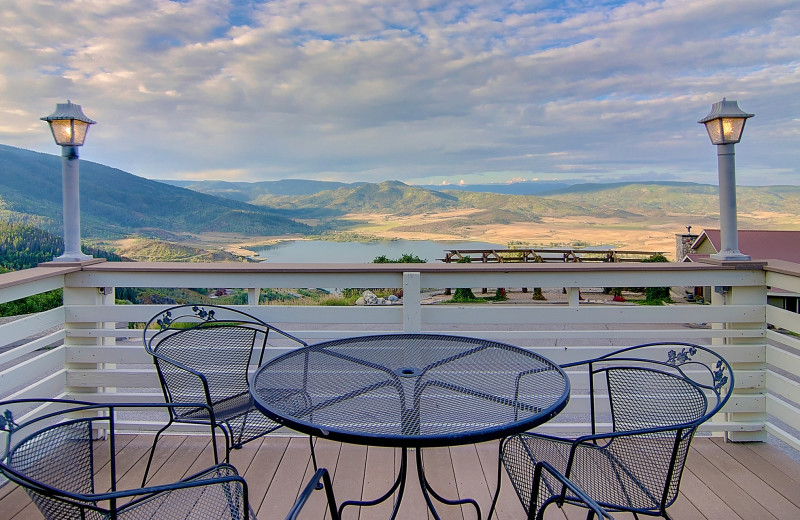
(4, 370, 67, 401)
(0, 307, 65, 346)
(64, 302, 765, 327)
(0, 346, 65, 394)
(766, 423, 800, 452)
(766, 305, 800, 334)
(424, 304, 764, 324)
(767, 329, 800, 355)
(766, 270, 800, 294)
(0, 275, 65, 305)
(767, 394, 800, 433)
(0, 330, 65, 366)
(767, 370, 800, 407)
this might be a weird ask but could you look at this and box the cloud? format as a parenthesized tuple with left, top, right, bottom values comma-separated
(0, 0, 797, 185)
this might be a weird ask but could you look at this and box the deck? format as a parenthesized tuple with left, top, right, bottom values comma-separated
(2, 435, 800, 519)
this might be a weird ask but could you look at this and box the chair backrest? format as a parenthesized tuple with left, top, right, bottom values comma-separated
(144, 305, 304, 410)
(3, 406, 102, 518)
(0, 400, 128, 518)
(584, 342, 732, 431)
(576, 342, 733, 507)
(605, 367, 709, 433)
(0, 400, 246, 520)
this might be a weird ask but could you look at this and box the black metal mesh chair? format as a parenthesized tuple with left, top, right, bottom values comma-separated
(0, 399, 256, 520)
(142, 304, 316, 485)
(501, 342, 733, 520)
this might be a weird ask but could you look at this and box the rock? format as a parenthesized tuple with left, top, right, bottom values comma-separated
(388, 295, 399, 302)
(362, 290, 379, 305)
(355, 297, 366, 306)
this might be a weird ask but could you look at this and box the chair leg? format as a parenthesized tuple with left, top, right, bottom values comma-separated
(309, 435, 323, 489)
(217, 423, 233, 463)
(142, 420, 172, 487)
(487, 438, 504, 519)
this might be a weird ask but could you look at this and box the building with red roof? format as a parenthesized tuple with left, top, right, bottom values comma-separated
(682, 229, 800, 312)
(682, 229, 800, 263)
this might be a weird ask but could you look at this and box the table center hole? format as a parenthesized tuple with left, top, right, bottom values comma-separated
(396, 367, 422, 378)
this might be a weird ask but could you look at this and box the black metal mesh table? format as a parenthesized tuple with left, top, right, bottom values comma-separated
(251, 333, 569, 519)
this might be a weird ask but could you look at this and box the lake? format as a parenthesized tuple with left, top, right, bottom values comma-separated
(252, 240, 505, 263)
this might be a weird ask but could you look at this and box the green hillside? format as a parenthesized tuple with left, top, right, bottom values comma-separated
(0, 144, 312, 238)
(0, 221, 123, 270)
(540, 183, 800, 218)
(4, 143, 799, 247)
(161, 179, 366, 203)
(172, 176, 800, 226)
(266, 180, 462, 217)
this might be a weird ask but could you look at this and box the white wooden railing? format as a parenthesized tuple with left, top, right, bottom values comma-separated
(2, 259, 799, 448)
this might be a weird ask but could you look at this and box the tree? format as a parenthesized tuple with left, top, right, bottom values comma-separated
(642, 253, 672, 303)
(452, 257, 477, 302)
(373, 253, 426, 263)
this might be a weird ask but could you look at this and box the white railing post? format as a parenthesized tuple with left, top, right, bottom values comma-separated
(100, 286, 117, 395)
(63, 277, 106, 398)
(712, 280, 768, 441)
(248, 288, 261, 305)
(567, 287, 580, 307)
(403, 272, 422, 333)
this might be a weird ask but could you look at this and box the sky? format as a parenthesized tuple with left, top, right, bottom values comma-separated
(1, 0, 798, 186)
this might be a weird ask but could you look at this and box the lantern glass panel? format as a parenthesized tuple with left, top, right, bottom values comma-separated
(721, 117, 745, 143)
(49, 119, 90, 146)
(704, 119, 723, 145)
(704, 117, 746, 145)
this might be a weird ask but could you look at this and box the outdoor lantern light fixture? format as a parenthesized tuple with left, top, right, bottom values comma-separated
(41, 101, 96, 262)
(699, 98, 754, 145)
(42, 100, 95, 147)
(698, 99, 753, 261)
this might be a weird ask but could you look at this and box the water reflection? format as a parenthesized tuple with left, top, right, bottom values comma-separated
(252, 240, 505, 263)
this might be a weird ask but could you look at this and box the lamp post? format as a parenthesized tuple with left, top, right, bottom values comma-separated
(698, 98, 753, 261)
(41, 101, 96, 262)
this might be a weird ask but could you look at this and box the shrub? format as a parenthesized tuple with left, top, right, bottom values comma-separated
(642, 253, 672, 304)
(0, 289, 63, 317)
(373, 253, 426, 263)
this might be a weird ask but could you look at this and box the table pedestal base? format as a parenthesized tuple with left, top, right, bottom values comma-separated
(338, 445, 502, 520)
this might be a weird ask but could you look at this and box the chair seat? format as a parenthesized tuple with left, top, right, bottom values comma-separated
(504, 433, 683, 514)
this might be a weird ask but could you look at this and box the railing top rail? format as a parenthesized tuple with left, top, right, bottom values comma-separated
(763, 259, 800, 277)
(76, 260, 767, 274)
(0, 265, 80, 290)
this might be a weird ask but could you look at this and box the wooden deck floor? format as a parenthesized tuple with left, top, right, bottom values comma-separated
(2, 435, 800, 519)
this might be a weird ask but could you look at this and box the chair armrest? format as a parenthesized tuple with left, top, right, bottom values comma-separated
(267, 324, 309, 349)
(573, 422, 693, 447)
(532, 461, 614, 520)
(152, 352, 210, 383)
(285, 468, 339, 520)
(117, 464, 252, 519)
(152, 353, 215, 407)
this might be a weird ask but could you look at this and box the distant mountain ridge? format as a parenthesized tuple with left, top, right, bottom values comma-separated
(3, 144, 800, 247)
(161, 178, 367, 202)
(0, 144, 311, 238)
(422, 180, 574, 195)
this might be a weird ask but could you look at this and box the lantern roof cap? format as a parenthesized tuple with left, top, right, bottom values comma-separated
(41, 100, 96, 124)
(698, 98, 753, 124)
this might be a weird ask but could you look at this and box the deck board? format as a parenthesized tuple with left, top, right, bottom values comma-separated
(3, 436, 800, 519)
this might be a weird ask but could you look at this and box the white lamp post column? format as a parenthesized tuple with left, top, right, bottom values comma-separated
(699, 99, 753, 261)
(41, 101, 96, 262)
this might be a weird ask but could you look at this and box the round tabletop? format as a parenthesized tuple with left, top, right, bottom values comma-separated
(251, 334, 570, 447)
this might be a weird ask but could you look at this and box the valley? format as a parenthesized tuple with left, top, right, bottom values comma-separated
(3, 144, 800, 263)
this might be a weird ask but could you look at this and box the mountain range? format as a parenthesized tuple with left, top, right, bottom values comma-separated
(0, 144, 311, 238)
(2, 144, 800, 248)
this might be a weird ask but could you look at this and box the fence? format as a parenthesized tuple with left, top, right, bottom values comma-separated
(1, 259, 798, 448)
